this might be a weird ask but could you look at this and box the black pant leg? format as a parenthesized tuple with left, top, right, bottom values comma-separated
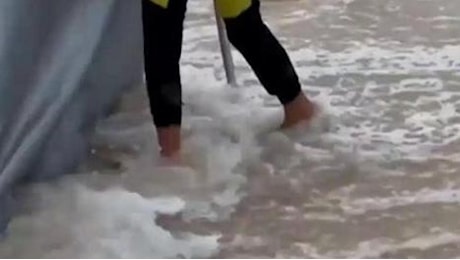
(224, 0, 301, 105)
(142, 0, 188, 127)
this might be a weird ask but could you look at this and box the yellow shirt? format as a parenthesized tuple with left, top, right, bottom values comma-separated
(149, 0, 251, 18)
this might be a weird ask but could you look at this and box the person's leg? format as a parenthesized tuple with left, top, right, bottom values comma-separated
(142, 0, 187, 158)
(216, 0, 315, 127)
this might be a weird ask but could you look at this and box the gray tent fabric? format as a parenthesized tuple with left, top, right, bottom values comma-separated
(0, 0, 144, 231)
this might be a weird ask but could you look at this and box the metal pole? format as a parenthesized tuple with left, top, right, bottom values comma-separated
(214, 0, 237, 87)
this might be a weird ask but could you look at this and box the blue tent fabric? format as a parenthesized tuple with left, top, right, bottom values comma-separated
(0, 0, 144, 231)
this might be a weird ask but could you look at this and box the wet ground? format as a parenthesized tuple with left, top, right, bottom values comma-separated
(2, 0, 460, 258)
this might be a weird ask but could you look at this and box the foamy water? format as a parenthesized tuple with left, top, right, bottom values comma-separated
(2, 0, 460, 258)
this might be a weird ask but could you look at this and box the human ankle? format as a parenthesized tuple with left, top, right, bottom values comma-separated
(157, 126, 181, 157)
(282, 93, 315, 128)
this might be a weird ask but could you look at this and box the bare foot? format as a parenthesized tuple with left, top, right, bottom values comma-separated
(281, 92, 316, 129)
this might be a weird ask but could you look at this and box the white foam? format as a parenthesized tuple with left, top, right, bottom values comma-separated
(284, 231, 460, 258)
(339, 188, 460, 215)
(0, 183, 219, 258)
(348, 232, 460, 258)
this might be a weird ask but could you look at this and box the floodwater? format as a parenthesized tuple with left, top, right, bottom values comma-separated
(2, 0, 460, 258)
